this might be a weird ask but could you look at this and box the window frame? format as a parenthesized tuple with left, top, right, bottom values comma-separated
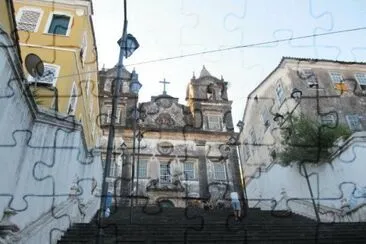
(104, 79, 112, 92)
(109, 159, 120, 178)
(346, 114, 362, 131)
(135, 159, 148, 179)
(105, 108, 121, 124)
(159, 162, 171, 184)
(275, 80, 285, 105)
(183, 161, 195, 180)
(213, 163, 226, 181)
(207, 114, 221, 131)
(329, 71, 343, 84)
(354, 72, 366, 90)
(44, 11, 73, 36)
(27, 63, 60, 86)
(16, 7, 43, 33)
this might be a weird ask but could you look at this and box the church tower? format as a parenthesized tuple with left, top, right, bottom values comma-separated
(110, 66, 243, 208)
(186, 66, 234, 132)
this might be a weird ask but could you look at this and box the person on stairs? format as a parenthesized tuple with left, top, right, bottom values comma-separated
(230, 191, 241, 222)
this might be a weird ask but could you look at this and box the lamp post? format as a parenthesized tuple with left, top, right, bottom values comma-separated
(129, 69, 142, 224)
(135, 123, 144, 205)
(99, 0, 139, 222)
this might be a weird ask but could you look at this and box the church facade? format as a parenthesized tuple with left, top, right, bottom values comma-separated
(99, 66, 243, 208)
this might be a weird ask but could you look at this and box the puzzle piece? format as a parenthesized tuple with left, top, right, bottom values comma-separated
(4, 0, 366, 243)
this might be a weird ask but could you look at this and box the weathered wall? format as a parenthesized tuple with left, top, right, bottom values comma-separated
(240, 58, 366, 183)
(0, 26, 102, 244)
(246, 132, 366, 220)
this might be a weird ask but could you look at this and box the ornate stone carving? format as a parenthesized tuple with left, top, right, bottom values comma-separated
(157, 141, 174, 155)
(147, 103, 159, 115)
(146, 178, 185, 192)
(155, 113, 175, 127)
(156, 98, 173, 108)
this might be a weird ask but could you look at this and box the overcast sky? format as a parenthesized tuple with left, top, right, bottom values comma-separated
(92, 0, 366, 130)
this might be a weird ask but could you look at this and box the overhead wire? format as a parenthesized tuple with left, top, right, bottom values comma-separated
(54, 26, 366, 79)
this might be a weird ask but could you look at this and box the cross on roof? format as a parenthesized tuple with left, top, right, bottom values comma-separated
(159, 78, 170, 95)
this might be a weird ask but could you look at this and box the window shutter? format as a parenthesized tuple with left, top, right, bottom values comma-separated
(17, 9, 41, 32)
(67, 82, 78, 115)
(80, 32, 88, 65)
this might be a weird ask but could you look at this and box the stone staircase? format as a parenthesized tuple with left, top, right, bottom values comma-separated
(57, 207, 366, 243)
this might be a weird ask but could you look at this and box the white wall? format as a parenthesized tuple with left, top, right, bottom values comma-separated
(0, 28, 102, 243)
(246, 132, 366, 217)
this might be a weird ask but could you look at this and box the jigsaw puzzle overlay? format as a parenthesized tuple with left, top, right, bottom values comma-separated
(2, 0, 366, 243)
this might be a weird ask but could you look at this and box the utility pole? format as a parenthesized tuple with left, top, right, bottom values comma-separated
(99, 0, 128, 220)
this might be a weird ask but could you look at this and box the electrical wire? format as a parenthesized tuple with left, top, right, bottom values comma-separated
(55, 26, 366, 79)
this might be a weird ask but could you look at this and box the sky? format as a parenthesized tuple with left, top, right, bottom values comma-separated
(92, 0, 366, 130)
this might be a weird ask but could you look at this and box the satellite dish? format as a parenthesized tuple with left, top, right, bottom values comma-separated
(25, 53, 44, 78)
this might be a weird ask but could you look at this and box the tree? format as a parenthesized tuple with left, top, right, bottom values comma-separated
(278, 115, 351, 166)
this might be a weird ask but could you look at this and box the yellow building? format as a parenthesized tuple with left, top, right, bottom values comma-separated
(1, 0, 22, 62)
(13, 0, 100, 148)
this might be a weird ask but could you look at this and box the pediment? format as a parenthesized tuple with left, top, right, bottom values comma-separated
(140, 96, 193, 129)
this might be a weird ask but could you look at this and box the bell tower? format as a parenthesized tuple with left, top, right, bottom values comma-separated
(186, 66, 233, 132)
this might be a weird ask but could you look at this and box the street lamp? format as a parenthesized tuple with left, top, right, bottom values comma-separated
(129, 68, 142, 224)
(236, 120, 244, 131)
(130, 69, 142, 95)
(290, 88, 302, 100)
(135, 125, 144, 205)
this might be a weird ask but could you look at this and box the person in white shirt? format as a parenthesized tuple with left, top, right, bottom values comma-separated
(230, 191, 241, 221)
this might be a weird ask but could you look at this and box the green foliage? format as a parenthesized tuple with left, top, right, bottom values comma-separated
(278, 115, 352, 166)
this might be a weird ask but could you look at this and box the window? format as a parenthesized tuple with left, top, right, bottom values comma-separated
(320, 114, 336, 126)
(261, 108, 271, 129)
(16, 8, 42, 32)
(160, 162, 171, 183)
(67, 82, 78, 115)
(214, 163, 226, 181)
(346, 114, 362, 131)
(104, 80, 111, 92)
(300, 69, 318, 87)
(355, 73, 366, 90)
(275, 80, 285, 105)
(135, 159, 148, 178)
(122, 80, 130, 93)
(115, 108, 121, 124)
(28, 64, 60, 86)
(183, 162, 195, 180)
(105, 108, 121, 124)
(207, 115, 221, 130)
(105, 109, 112, 124)
(329, 72, 343, 84)
(47, 13, 71, 35)
(109, 160, 119, 177)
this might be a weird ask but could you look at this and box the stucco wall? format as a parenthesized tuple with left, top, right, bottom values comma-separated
(0, 25, 102, 244)
(246, 132, 366, 217)
(240, 59, 366, 182)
